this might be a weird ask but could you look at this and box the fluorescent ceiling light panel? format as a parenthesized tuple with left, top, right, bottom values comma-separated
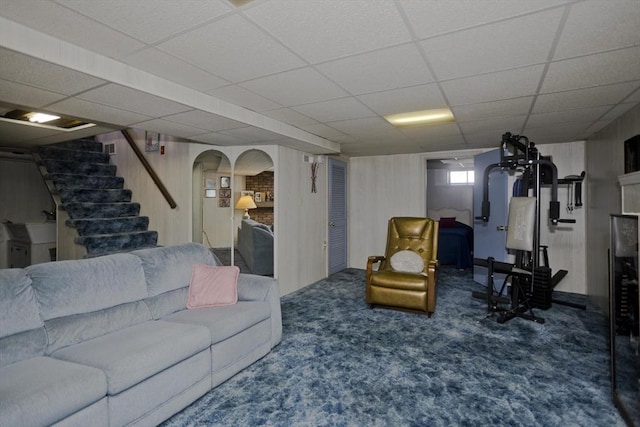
(28, 112, 60, 123)
(385, 108, 455, 126)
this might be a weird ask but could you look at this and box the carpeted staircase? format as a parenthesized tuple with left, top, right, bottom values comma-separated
(36, 138, 158, 257)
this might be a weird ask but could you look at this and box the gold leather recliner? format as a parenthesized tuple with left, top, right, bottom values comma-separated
(366, 217, 439, 316)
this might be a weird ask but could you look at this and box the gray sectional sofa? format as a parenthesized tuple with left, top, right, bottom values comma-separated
(0, 242, 282, 427)
(237, 219, 274, 276)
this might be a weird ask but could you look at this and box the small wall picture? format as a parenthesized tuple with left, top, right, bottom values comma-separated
(254, 192, 262, 203)
(205, 178, 216, 189)
(241, 190, 254, 197)
(219, 198, 230, 208)
(220, 176, 230, 188)
(204, 189, 216, 198)
(145, 131, 160, 152)
(219, 189, 231, 198)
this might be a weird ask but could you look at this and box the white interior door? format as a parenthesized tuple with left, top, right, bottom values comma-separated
(328, 159, 347, 274)
(473, 149, 509, 289)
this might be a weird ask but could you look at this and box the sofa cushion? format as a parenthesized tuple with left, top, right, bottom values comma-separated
(51, 320, 210, 395)
(0, 269, 47, 367)
(44, 301, 151, 354)
(0, 356, 107, 427)
(133, 243, 220, 298)
(187, 265, 239, 309)
(164, 301, 270, 345)
(0, 269, 42, 338)
(27, 253, 148, 320)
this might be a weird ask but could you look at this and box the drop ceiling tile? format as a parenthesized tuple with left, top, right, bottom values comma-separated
(0, 1, 145, 58)
(78, 84, 191, 117)
(220, 127, 284, 142)
(191, 132, 250, 145)
(0, 80, 67, 109)
(316, 44, 434, 95)
(421, 8, 563, 80)
(527, 105, 611, 128)
(56, 0, 231, 44)
(453, 97, 534, 122)
(459, 115, 527, 134)
(554, 0, 640, 60)
(462, 130, 513, 148)
(300, 123, 348, 140)
(399, 123, 462, 140)
(533, 81, 640, 113)
(162, 110, 246, 132)
(0, 48, 106, 95)
(135, 119, 208, 138)
(292, 98, 375, 123)
(326, 117, 403, 139)
(542, 46, 640, 93)
(400, 0, 569, 39)
(523, 123, 587, 143)
(157, 14, 306, 82)
(245, 0, 411, 63)
(415, 134, 467, 150)
(240, 68, 348, 107)
(122, 48, 229, 92)
(442, 65, 545, 106)
(48, 97, 152, 126)
(207, 85, 282, 112)
(260, 108, 318, 127)
(341, 138, 420, 156)
(600, 102, 639, 122)
(357, 83, 447, 116)
(0, 120, 63, 143)
(626, 87, 640, 103)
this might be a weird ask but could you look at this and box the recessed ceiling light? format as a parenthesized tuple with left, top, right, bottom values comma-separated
(1, 109, 95, 131)
(384, 108, 455, 127)
(27, 112, 60, 123)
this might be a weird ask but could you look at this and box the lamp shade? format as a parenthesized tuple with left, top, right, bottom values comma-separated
(235, 195, 257, 210)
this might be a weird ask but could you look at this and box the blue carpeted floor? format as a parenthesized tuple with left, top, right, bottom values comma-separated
(161, 266, 624, 427)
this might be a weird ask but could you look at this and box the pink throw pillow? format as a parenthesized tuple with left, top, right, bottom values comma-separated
(187, 264, 239, 309)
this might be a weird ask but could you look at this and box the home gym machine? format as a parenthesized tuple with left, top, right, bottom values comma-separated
(473, 132, 585, 324)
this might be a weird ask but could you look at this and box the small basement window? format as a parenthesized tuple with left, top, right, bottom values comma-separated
(449, 170, 474, 185)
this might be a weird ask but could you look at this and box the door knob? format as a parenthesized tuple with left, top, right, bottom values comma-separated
(329, 221, 336, 227)
(497, 225, 508, 231)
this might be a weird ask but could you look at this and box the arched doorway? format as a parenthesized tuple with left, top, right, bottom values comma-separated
(233, 149, 274, 275)
(192, 150, 233, 264)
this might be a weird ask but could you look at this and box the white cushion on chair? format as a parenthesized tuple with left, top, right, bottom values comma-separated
(390, 250, 424, 273)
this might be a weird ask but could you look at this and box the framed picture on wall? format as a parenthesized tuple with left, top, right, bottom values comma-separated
(254, 192, 262, 203)
(241, 190, 254, 197)
(219, 189, 231, 198)
(205, 178, 216, 189)
(220, 176, 230, 188)
(204, 189, 216, 198)
(145, 131, 160, 152)
(219, 198, 230, 208)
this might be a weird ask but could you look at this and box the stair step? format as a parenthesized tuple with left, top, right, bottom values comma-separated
(58, 188, 132, 203)
(47, 173, 124, 190)
(50, 139, 103, 153)
(39, 146, 109, 164)
(76, 231, 158, 257)
(40, 159, 117, 176)
(67, 217, 149, 236)
(62, 202, 141, 219)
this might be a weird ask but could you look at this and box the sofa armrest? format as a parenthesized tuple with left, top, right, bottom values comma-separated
(237, 274, 282, 347)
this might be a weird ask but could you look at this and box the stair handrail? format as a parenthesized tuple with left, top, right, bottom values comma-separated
(121, 129, 177, 209)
